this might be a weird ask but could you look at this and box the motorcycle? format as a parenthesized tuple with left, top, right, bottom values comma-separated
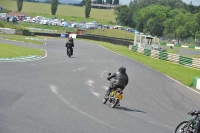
(174, 111, 199, 133)
(67, 48, 72, 57)
(103, 73, 124, 108)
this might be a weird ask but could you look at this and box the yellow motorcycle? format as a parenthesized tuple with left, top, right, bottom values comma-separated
(103, 74, 124, 108)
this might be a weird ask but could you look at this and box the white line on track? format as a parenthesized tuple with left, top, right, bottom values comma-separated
(31, 60, 71, 65)
(102, 86, 108, 90)
(86, 80, 100, 97)
(73, 67, 86, 72)
(49, 84, 122, 132)
(124, 109, 173, 130)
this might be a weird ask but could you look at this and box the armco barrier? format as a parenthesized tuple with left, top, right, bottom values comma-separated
(0, 28, 16, 34)
(131, 46, 200, 69)
(31, 32, 133, 47)
(76, 34, 133, 46)
(33, 32, 69, 37)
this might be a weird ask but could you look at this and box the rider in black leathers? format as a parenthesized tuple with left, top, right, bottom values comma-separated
(106, 66, 129, 96)
(66, 36, 74, 55)
(191, 110, 200, 133)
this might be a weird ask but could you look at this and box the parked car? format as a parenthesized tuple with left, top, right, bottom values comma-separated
(103, 25, 110, 29)
(23, 17, 32, 22)
(114, 25, 121, 29)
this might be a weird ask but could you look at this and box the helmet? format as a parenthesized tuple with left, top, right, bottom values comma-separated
(69, 36, 73, 41)
(118, 66, 126, 74)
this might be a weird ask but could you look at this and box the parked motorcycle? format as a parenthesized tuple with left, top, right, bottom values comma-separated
(103, 73, 124, 108)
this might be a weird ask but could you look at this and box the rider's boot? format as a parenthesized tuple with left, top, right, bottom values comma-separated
(104, 91, 110, 99)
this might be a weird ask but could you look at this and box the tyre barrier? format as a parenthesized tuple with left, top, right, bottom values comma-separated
(130, 45, 200, 70)
(193, 77, 200, 90)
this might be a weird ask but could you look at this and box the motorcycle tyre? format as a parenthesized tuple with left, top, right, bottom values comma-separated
(111, 99, 119, 108)
(174, 121, 189, 133)
(103, 95, 108, 104)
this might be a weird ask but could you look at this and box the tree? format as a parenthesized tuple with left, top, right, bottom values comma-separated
(108, 0, 112, 4)
(85, 0, 91, 18)
(17, 0, 23, 12)
(135, 5, 170, 36)
(114, 5, 134, 27)
(113, 0, 119, 5)
(97, 0, 102, 4)
(51, 0, 58, 15)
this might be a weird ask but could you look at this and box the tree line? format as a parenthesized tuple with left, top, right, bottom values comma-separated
(115, 0, 200, 40)
(15, 0, 92, 18)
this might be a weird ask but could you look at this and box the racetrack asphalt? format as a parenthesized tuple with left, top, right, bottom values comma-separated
(0, 38, 200, 133)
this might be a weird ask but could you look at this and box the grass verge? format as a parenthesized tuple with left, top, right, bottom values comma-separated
(81, 39, 200, 87)
(0, 34, 45, 44)
(0, 43, 44, 58)
(86, 29, 135, 39)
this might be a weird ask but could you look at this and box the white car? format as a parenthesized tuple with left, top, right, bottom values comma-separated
(31, 18, 36, 23)
(23, 17, 31, 22)
(114, 25, 121, 29)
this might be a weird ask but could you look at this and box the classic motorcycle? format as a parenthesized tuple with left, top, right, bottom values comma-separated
(103, 73, 124, 108)
(174, 111, 199, 133)
(67, 48, 72, 57)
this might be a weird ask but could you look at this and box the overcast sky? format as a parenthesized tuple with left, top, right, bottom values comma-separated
(120, 0, 200, 6)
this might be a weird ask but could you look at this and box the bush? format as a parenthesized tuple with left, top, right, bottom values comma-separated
(0, 8, 10, 13)
(174, 44, 182, 47)
(188, 46, 195, 49)
(160, 42, 166, 45)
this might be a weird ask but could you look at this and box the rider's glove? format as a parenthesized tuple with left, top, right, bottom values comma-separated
(189, 111, 197, 116)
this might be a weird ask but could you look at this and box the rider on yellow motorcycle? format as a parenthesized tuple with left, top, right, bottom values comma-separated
(105, 66, 129, 106)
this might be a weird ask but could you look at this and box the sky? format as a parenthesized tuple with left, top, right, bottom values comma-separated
(120, 0, 200, 6)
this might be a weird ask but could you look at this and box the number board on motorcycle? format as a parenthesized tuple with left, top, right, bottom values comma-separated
(116, 93, 123, 100)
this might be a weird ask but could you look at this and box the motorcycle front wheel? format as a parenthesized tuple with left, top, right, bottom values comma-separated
(111, 99, 119, 108)
(174, 121, 190, 133)
(103, 95, 108, 104)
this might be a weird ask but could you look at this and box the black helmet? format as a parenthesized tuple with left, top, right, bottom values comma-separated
(119, 66, 126, 74)
(69, 36, 73, 41)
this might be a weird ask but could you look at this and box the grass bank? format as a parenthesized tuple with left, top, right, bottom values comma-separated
(86, 29, 135, 40)
(84, 40, 200, 87)
(0, 43, 44, 58)
(0, 34, 45, 44)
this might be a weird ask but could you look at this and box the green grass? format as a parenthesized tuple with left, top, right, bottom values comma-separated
(0, 34, 45, 44)
(1, 0, 116, 24)
(186, 55, 200, 58)
(80, 39, 200, 87)
(86, 29, 135, 39)
(166, 48, 180, 54)
(0, 43, 44, 58)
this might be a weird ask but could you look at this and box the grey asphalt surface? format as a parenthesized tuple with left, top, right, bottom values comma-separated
(0, 38, 200, 133)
